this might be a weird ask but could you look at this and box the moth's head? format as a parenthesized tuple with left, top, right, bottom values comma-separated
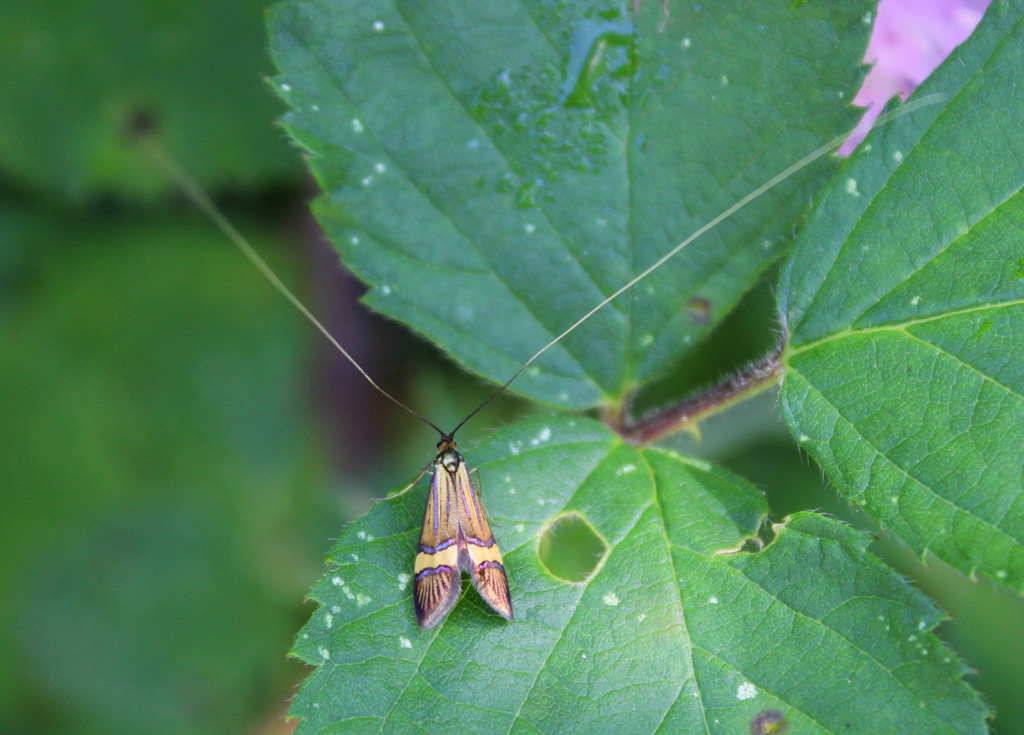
(436, 434, 457, 453)
(435, 435, 461, 472)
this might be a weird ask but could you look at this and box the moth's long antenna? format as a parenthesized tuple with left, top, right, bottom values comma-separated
(448, 95, 944, 438)
(141, 138, 447, 438)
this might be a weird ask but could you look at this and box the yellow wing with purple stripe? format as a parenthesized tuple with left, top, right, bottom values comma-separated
(413, 462, 461, 629)
(413, 444, 512, 629)
(453, 461, 512, 622)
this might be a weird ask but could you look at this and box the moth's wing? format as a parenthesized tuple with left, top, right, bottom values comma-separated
(414, 464, 462, 629)
(455, 463, 513, 621)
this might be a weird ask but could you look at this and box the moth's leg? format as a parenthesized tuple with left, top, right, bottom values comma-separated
(391, 459, 435, 498)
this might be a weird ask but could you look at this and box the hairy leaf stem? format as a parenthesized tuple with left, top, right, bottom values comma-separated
(619, 346, 785, 445)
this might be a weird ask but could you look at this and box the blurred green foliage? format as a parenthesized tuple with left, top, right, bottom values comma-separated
(0, 0, 300, 200)
(1, 1, 1022, 734)
(0, 209, 336, 735)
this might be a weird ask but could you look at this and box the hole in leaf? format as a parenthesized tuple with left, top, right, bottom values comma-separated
(537, 512, 607, 583)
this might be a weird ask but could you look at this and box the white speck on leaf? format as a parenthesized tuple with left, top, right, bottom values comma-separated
(720, 74, 728, 85)
(357, 531, 366, 540)
(798, 434, 809, 443)
(373, 20, 385, 31)
(911, 295, 921, 306)
(603, 593, 620, 606)
(640, 334, 654, 346)
(398, 573, 410, 591)
(331, 576, 343, 586)
(682, 37, 691, 48)
(352, 118, 364, 133)
(375, 162, 386, 173)
(381, 285, 391, 296)
(350, 236, 359, 245)
(318, 646, 330, 660)
(638, 613, 646, 622)
(538, 427, 551, 442)
(331, 605, 341, 614)
(863, 11, 872, 23)
(737, 682, 757, 700)
(845, 178, 860, 196)
(467, 138, 479, 149)
(709, 596, 719, 604)
(894, 150, 904, 162)
(343, 587, 355, 600)
(325, 613, 333, 628)
(616, 464, 637, 476)
(311, 104, 319, 112)
(356, 594, 371, 606)
(361, 176, 372, 186)
(515, 523, 525, 532)
(525, 223, 536, 234)
(399, 636, 413, 649)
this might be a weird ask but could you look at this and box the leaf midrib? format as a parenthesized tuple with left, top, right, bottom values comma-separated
(786, 298, 1024, 358)
(784, 371, 1024, 554)
(384, 0, 630, 392)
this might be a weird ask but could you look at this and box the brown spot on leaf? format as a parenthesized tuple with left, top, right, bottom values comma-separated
(751, 709, 787, 735)
(124, 106, 158, 141)
(687, 296, 711, 324)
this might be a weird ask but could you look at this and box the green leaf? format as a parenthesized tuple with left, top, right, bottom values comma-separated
(778, 0, 1024, 590)
(288, 417, 987, 734)
(267, 0, 871, 409)
(0, 0, 299, 200)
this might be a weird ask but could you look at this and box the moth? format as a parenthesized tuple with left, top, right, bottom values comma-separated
(414, 434, 512, 629)
(154, 97, 912, 628)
